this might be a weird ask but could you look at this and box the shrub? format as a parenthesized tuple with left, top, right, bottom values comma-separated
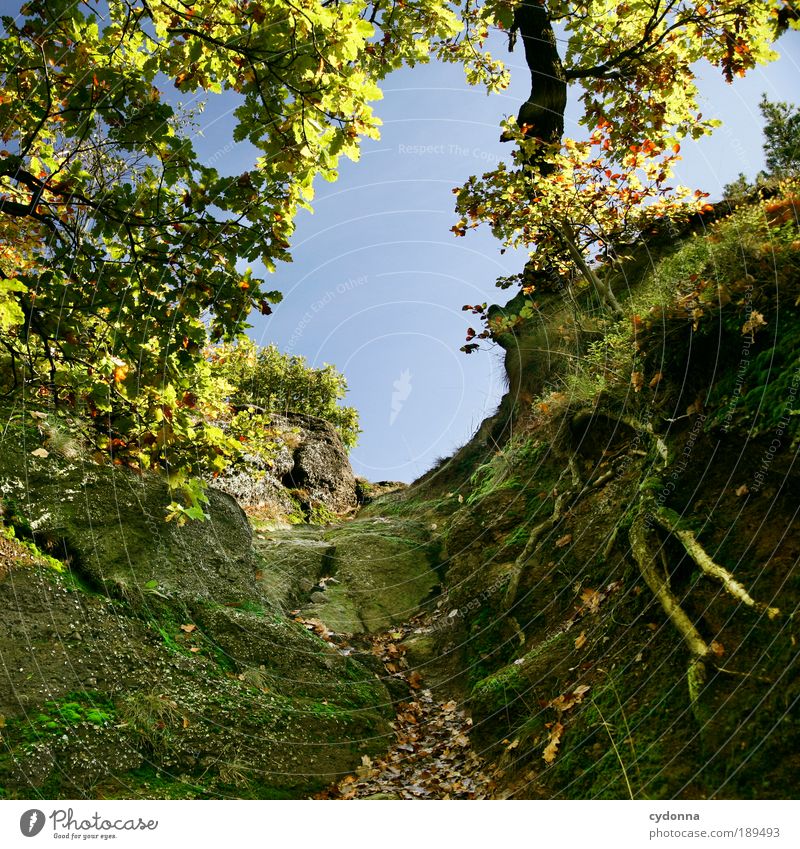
(209, 339, 360, 449)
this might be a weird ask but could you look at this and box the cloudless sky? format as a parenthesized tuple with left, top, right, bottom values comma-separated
(191, 22, 800, 483)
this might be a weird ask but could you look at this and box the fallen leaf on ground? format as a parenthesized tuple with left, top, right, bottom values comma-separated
(580, 588, 604, 614)
(407, 671, 423, 689)
(742, 311, 766, 337)
(543, 722, 564, 764)
(549, 684, 590, 713)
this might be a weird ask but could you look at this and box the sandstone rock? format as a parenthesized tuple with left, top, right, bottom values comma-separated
(300, 517, 442, 634)
(0, 429, 392, 798)
(215, 411, 357, 520)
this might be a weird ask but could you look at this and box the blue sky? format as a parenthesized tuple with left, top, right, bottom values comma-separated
(193, 24, 800, 483)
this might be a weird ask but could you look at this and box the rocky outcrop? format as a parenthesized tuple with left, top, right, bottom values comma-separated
(1, 460, 259, 608)
(215, 412, 358, 520)
(0, 424, 392, 799)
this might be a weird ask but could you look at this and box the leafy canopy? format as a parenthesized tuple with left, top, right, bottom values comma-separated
(454, 0, 798, 346)
(0, 0, 506, 508)
(0, 0, 796, 505)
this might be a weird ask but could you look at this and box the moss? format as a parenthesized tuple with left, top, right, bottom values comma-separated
(4, 691, 115, 748)
(470, 663, 527, 724)
(99, 763, 315, 800)
(466, 438, 546, 506)
(706, 309, 800, 438)
(1, 524, 65, 573)
(308, 503, 337, 525)
(538, 663, 699, 800)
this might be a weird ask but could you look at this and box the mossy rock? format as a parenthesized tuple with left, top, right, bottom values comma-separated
(300, 517, 442, 633)
(0, 562, 393, 799)
(470, 630, 579, 739)
(253, 527, 333, 611)
(0, 443, 262, 608)
(0, 437, 395, 798)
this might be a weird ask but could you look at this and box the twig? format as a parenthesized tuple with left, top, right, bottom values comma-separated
(592, 698, 634, 800)
(504, 475, 576, 611)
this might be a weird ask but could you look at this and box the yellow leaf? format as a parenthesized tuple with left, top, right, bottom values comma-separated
(543, 721, 564, 764)
(581, 588, 603, 614)
(742, 311, 766, 338)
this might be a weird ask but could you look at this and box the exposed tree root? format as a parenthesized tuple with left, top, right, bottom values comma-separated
(570, 409, 669, 468)
(630, 513, 712, 708)
(630, 514, 711, 663)
(654, 509, 781, 620)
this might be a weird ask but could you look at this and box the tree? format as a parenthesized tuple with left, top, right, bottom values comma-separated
(722, 172, 754, 201)
(210, 339, 360, 449)
(722, 94, 800, 199)
(760, 93, 800, 175)
(0, 1, 797, 509)
(0, 0, 507, 512)
(453, 0, 799, 345)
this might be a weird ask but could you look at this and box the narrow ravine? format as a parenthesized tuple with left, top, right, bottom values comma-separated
(254, 513, 504, 798)
(307, 615, 503, 800)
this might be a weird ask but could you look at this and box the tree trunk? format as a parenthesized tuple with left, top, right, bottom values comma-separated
(510, 1, 567, 144)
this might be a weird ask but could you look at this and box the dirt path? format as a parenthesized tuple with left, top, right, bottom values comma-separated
(310, 619, 503, 800)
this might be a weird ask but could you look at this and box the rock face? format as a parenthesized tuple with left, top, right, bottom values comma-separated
(215, 412, 358, 520)
(3, 461, 259, 607)
(254, 517, 443, 635)
(0, 423, 391, 799)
